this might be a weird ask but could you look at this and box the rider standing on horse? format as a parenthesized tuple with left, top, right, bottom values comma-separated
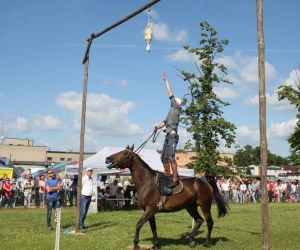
(155, 72, 182, 187)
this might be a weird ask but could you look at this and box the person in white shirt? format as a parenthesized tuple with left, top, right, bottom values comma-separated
(239, 181, 247, 203)
(79, 168, 93, 231)
(97, 175, 105, 192)
(221, 178, 230, 203)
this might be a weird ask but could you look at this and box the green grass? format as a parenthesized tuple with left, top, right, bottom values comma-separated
(0, 203, 299, 249)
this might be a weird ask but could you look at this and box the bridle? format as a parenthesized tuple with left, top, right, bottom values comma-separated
(107, 149, 135, 169)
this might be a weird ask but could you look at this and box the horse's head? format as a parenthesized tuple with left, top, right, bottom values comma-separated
(106, 145, 134, 170)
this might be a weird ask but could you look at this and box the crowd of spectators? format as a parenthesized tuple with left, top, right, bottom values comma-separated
(97, 176, 139, 211)
(217, 177, 300, 204)
(0, 170, 138, 210)
(1, 170, 299, 209)
(0, 169, 78, 209)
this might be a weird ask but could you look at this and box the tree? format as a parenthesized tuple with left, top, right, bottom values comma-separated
(277, 69, 300, 164)
(180, 22, 236, 176)
(234, 145, 288, 167)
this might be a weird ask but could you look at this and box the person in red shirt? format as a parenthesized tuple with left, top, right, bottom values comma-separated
(1, 177, 13, 208)
(267, 180, 274, 203)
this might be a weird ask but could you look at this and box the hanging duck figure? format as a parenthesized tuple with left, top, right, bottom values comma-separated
(144, 8, 153, 52)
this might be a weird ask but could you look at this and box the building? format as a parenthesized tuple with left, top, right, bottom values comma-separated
(0, 137, 94, 167)
(175, 151, 234, 168)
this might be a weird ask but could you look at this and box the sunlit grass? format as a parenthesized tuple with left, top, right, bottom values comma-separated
(0, 203, 299, 249)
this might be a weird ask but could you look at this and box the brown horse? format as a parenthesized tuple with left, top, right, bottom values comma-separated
(106, 145, 228, 249)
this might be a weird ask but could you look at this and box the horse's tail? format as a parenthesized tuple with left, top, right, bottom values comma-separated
(207, 176, 229, 217)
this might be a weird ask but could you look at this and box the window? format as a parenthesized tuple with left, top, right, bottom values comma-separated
(47, 157, 52, 161)
(60, 158, 65, 161)
(67, 158, 72, 161)
(176, 157, 179, 160)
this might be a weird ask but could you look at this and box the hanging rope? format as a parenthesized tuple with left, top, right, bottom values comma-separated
(147, 8, 151, 24)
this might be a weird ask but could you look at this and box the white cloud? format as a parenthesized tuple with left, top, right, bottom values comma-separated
(56, 91, 144, 137)
(147, 128, 192, 151)
(166, 49, 194, 62)
(270, 118, 297, 139)
(214, 86, 239, 99)
(282, 69, 300, 89)
(34, 115, 64, 131)
(166, 51, 276, 91)
(152, 22, 188, 43)
(216, 56, 240, 72)
(240, 57, 277, 83)
(244, 91, 296, 112)
(3, 117, 30, 132)
(236, 125, 260, 146)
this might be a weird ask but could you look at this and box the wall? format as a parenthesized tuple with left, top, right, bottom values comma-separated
(0, 144, 47, 162)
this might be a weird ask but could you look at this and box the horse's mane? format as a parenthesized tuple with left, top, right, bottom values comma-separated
(133, 152, 156, 176)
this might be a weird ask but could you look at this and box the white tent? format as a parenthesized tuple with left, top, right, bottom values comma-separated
(83, 146, 194, 177)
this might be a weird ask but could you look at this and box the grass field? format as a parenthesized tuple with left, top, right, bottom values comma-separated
(0, 203, 299, 250)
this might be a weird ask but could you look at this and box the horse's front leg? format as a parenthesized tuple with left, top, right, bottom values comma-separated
(134, 208, 154, 250)
(149, 215, 160, 249)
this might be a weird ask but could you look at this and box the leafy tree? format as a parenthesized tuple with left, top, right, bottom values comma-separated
(277, 69, 300, 166)
(234, 145, 288, 167)
(288, 152, 300, 168)
(180, 22, 236, 176)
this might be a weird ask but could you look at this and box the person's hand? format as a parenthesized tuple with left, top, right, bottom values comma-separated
(162, 72, 167, 81)
(154, 122, 164, 130)
(154, 124, 160, 131)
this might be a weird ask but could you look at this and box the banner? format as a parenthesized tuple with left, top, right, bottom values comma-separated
(0, 168, 13, 179)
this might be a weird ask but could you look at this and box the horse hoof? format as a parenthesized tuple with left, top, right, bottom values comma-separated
(189, 240, 197, 248)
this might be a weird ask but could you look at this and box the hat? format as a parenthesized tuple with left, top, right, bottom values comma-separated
(175, 97, 182, 106)
(86, 167, 93, 172)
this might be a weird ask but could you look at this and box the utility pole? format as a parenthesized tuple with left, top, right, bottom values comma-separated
(256, 0, 270, 249)
(75, 0, 161, 233)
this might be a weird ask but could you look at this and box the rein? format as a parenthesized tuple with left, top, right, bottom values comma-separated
(134, 128, 161, 154)
(108, 129, 161, 169)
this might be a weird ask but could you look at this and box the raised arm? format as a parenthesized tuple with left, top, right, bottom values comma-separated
(162, 72, 173, 97)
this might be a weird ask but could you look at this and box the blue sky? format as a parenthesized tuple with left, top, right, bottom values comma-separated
(0, 0, 299, 157)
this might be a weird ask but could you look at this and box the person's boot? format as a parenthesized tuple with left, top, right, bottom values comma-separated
(171, 163, 179, 186)
(163, 162, 171, 176)
(166, 163, 179, 188)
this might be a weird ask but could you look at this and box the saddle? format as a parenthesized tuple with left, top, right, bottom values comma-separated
(156, 172, 184, 211)
(156, 172, 179, 196)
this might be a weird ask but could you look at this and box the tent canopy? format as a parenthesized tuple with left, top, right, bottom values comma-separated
(83, 146, 194, 177)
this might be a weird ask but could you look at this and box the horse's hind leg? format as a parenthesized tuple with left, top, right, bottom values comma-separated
(201, 208, 214, 248)
(149, 215, 160, 249)
(186, 204, 204, 248)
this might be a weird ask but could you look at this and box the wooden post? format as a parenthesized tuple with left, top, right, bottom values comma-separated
(75, 40, 89, 233)
(256, 0, 270, 249)
(54, 208, 61, 250)
(75, 0, 161, 232)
